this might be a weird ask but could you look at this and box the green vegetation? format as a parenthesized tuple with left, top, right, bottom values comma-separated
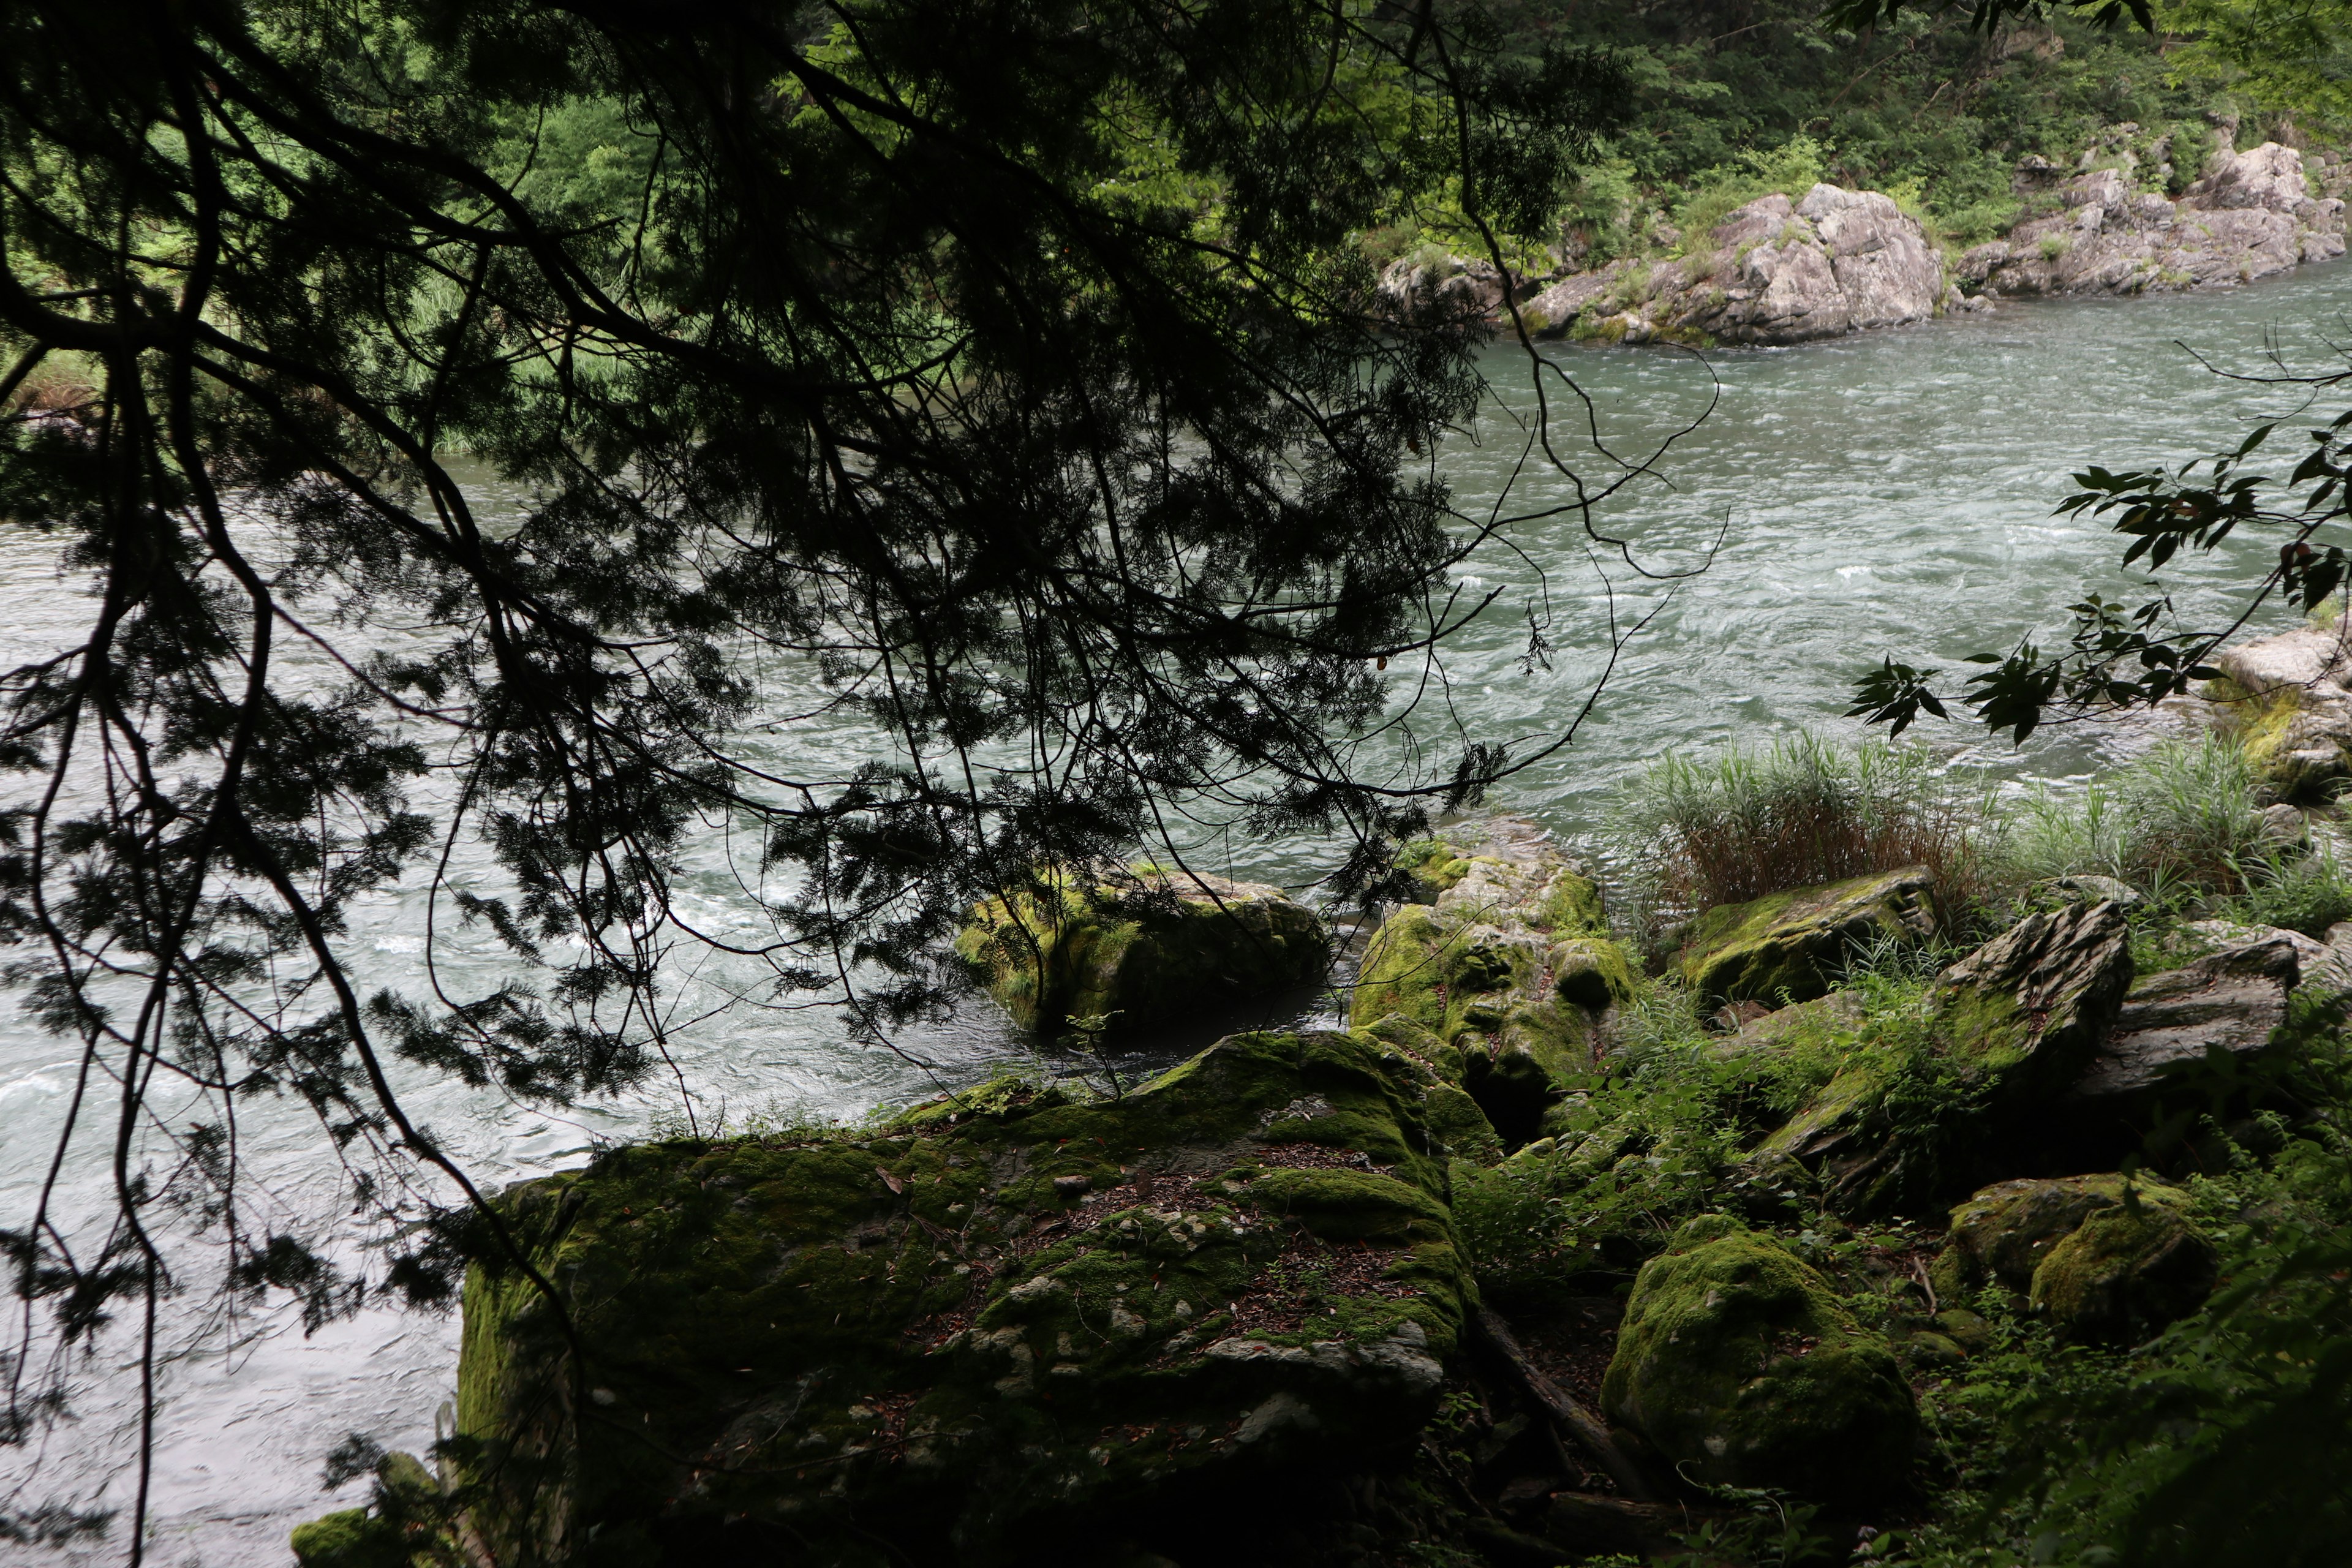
(1437, 0, 2322, 272)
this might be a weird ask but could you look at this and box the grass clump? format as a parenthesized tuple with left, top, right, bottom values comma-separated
(1616, 734, 1999, 937)
(2007, 735, 2271, 897)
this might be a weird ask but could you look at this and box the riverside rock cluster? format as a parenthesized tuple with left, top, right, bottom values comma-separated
(306, 809, 2342, 1567)
(1379, 130, 2344, 350)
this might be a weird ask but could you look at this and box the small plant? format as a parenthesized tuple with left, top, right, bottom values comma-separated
(2039, 231, 2073, 261)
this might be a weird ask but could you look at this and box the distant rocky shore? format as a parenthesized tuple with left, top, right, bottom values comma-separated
(1381, 124, 2347, 350)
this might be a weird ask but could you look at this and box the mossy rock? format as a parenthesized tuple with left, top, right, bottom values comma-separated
(1351, 904, 1531, 1041)
(1933, 1174, 2215, 1343)
(2206, 674, 2352, 801)
(1679, 867, 1937, 1008)
(1930, 899, 2132, 1101)
(1395, 837, 1480, 900)
(1600, 1215, 1917, 1509)
(1421, 1082, 1504, 1165)
(1547, 937, 1635, 1009)
(456, 1030, 1471, 1567)
(289, 1509, 410, 1568)
(956, 869, 1327, 1037)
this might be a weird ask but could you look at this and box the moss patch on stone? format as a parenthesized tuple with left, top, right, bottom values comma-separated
(456, 1029, 1471, 1566)
(1679, 867, 1937, 1008)
(956, 870, 1327, 1037)
(1933, 1174, 2215, 1343)
(1600, 1215, 1917, 1509)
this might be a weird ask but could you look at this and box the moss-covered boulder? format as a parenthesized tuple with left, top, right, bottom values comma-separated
(1932, 1175, 2216, 1343)
(456, 1029, 1472, 1567)
(1351, 819, 1629, 1148)
(1600, 1215, 1917, 1509)
(956, 867, 1327, 1037)
(1931, 898, 2132, 1100)
(289, 1509, 409, 1568)
(1679, 867, 1938, 1009)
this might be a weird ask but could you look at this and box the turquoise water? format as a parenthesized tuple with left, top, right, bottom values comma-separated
(5, 258, 2351, 1562)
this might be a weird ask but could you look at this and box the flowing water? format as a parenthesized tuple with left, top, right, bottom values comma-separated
(7, 260, 2352, 1564)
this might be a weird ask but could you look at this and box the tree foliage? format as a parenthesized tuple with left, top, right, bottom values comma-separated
(0, 0, 1630, 1548)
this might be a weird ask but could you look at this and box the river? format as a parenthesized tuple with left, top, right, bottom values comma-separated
(7, 259, 2351, 1564)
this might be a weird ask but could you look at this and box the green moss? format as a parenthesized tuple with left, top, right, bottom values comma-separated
(2027, 1199, 2218, 1344)
(1932, 1174, 2215, 1341)
(1536, 869, 1608, 938)
(1547, 935, 1635, 1009)
(1600, 1216, 1917, 1509)
(957, 871, 1326, 1036)
(289, 1510, 409, 1568)
(1421, 1083, 1504, 1165)
(458, 1029, 1471, 1565)
(1350, 905, 1539, 1044)
(1679, 867, 1936, 1008)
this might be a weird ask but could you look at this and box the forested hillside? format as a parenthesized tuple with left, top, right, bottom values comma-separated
(1389, 0, 2346, 266)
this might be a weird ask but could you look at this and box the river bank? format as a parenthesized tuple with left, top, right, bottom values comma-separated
(398, 718, 2352, 1564)
(1383, 130, 2346, 350)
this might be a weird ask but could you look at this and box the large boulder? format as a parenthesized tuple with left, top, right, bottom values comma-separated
(1600, 1215, 1917, 1509)
(455, 1030, 1471, 1567)
(1678, 865, 1938, 1009)
(1931, 1175, 2217, 1343)
(1747, 900, 2132, 1212)
(1525, 184, 1942, 347)
(957, 866, 1327, 1038)
(1352, 819, 1630, 1145)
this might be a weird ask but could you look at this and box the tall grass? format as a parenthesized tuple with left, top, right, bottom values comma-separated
(2008, 736, 2270, 894)
(1617, 734, 1999, 926)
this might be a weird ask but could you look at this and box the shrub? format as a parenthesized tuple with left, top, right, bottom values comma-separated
(1616, 734, 2000, 929)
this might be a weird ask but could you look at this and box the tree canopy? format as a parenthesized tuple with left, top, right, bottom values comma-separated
(0, 0, 1638, 1549)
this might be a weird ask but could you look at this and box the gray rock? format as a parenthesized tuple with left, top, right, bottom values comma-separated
(2215, 624, 2351, 695)
(1935, 899, 2135, 1099)
(2069, 935, 2297, 1103)
(1523, 184, 1941, 347)
(1959, 142, 2343, 300)
(2054, 873, 2143, 909)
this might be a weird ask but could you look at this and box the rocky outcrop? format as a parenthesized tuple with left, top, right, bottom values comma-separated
(1959, 141, 2345, 299)
(1525, 184, 1945, 347)
(1748, 898, 2132, 1213)
(1352, 818, 1632, 1145)
(957, 865, 1327, 1038)
(1931, 1175, 2217, 1343)
(1600, 1215, 1917, 1508)
(454, 1028, 1472, 1567)
(1678, 865, 1939, 1009)
(1932, 897, 2136, 1098)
